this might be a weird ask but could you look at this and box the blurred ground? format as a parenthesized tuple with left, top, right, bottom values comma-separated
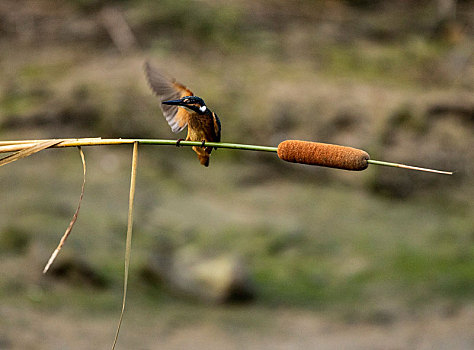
(2, 303, 474, 349)
(0, 0, 473, 349)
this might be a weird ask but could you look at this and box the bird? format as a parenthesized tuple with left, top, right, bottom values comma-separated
(144, 61, 221, 167)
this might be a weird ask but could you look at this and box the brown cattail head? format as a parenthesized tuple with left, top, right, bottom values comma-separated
(277, 140, 370, 171)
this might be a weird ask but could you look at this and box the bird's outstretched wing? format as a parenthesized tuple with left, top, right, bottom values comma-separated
(144, 61, 194, 133)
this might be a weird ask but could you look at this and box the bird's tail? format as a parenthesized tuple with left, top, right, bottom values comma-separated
(198, 154, 210, 167)
(193, 146, 210, 167)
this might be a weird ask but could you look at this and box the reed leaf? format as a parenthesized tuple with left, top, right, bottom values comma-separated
(112, 141, 139, 350)
(43, 147, 87, 274)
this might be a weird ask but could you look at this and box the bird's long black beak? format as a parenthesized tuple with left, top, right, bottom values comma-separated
(162, 99, 186, 106)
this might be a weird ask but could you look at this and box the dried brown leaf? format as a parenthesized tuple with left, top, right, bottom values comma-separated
(0, 139, 64, 167)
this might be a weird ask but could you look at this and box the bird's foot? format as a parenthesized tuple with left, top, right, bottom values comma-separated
(176, 138, 185, 147)
(201, 140, 206, 148)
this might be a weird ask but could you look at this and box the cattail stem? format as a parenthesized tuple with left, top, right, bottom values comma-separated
(0, 138, 452, 175)
(367, 159, 453, 175)
(0, 138, 278, 153)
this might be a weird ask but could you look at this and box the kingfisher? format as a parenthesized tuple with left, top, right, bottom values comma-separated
(144, 61, 221, 167)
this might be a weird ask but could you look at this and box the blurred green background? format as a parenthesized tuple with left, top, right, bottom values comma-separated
(0, 0, 473, 349)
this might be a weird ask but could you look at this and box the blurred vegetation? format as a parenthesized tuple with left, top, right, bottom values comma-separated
(0, 0, 473, 335)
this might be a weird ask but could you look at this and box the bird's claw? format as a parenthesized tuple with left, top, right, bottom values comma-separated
(176, 138, 184, 147)
(201, 140, 206, 148)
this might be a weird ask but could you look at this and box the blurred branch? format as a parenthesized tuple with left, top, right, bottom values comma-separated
(100, 6, 139, 55)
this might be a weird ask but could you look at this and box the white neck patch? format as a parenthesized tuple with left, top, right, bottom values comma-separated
(199, 105, 207, 112)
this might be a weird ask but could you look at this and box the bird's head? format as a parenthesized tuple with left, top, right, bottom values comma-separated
(162, 96, 208, 114)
